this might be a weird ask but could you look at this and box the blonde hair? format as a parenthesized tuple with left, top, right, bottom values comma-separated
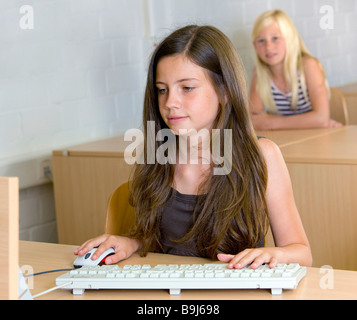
(252, 9, 326, 113)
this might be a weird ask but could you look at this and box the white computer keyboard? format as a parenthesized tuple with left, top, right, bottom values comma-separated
(56, 263, 306, 295)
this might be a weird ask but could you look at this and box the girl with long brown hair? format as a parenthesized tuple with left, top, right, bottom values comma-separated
(75, 25, 312, 269)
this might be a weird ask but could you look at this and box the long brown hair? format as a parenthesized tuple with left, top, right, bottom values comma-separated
(129, 25, 269, 259)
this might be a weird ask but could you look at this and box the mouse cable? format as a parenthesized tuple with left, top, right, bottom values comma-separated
(32, 281, 73, 299)
(25, 268, 75, 277)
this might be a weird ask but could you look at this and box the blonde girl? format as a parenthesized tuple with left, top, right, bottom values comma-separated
(250, 9, 341, 130)
(75, 25, 312, 269)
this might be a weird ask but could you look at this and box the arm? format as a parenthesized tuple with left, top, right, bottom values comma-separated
(74, 234, 141, 265)
(250, 57, 341, 130)
(218, 138, 312, 268)
(249, 69, 265, 116)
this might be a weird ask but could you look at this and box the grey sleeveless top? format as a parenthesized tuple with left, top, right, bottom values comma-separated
(160, 190, 200, 256)
(160, 189, 264, 257)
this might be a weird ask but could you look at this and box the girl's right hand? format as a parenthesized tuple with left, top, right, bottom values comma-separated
(74, 233, 141, 265)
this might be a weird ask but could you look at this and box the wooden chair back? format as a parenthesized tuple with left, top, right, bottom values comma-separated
(105, 181, 135, 235)
(330, 87, 349, 125)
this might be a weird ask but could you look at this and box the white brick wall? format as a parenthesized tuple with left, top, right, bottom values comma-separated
(19, 183, 57, 243)
(149, 0, 357, 86)
(1, 0, 356, 242)
(0, 0, 145, 167)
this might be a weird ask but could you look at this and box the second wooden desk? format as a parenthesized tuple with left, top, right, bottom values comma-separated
(281, 126, 357, 270)
(52, 136, 133, 245)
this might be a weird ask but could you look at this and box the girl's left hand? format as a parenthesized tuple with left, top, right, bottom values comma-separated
(217, 248, 280, 269)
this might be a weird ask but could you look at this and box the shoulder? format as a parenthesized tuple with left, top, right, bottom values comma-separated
(258, 138, 280, 158)
(257, 138, 285, 170)
(302, 56, 323, 76)
(302, 55, 319, 67)
(302, 56, 326, 88)
(257, 138, 292, 195)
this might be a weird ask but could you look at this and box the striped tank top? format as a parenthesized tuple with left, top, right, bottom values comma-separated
(271, 73, 312, 116)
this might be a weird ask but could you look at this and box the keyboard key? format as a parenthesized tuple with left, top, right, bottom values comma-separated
(230, 273, 240, 278)
(126, 273, 138, 278)
(150, 273, 159, 278)
(160, 272, 170, 278)
(169, 272, 181, 278)
(251, 272, 261, 278)
(286, 264, 300, 273)
(261, 272, 272, 278)
(131, 265, 141, 270)
(140, 273, 149, 278)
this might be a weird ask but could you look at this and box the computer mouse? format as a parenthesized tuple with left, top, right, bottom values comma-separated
(73, 247, 115, 268)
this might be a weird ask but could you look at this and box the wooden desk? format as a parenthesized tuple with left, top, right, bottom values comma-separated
(338, 82, 357, 125)
(280, 126, 357, 270)
(52, 136, 134, 245)
(282, 125, 357, 164)
(256, 127, 344, 148)
(19, 241, 357, 300)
